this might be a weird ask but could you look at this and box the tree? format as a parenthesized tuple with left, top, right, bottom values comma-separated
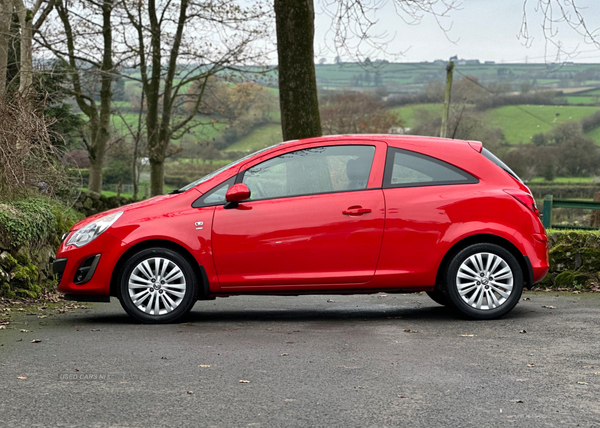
(120, 0, 268, 196)
(0, 0, 54, 96)
(320, 91, 403, 135)
(39, 0, 115, 194)
(273, 1, 457, 141)
(274, 0, 321, 142)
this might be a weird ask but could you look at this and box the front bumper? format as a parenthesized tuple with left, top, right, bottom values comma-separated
(54, 231, 125, 297)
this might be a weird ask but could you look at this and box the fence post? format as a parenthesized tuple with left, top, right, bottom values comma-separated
(592, 192, 600, 227)
(542, 195, 553, 229)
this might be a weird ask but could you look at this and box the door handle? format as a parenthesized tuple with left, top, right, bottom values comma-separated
(342, 206, 372, 216)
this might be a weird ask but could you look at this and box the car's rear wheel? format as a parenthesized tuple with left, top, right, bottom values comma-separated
(426, 290, 449, 306)
(119, 247, 198, 323)
(445, 243, 523, 320)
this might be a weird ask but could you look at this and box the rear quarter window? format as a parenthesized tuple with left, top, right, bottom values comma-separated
(383, 148, 478, 188)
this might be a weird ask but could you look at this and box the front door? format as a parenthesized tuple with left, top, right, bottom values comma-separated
(211, 143, 386, 290)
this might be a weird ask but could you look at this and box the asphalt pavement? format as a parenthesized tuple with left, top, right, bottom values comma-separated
(1, 292, 599, 428)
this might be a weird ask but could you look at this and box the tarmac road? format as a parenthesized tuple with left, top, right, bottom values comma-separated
(0, 292, 599, 428)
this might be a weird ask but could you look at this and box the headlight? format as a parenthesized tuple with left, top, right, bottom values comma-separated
(66, 211, 123, 248)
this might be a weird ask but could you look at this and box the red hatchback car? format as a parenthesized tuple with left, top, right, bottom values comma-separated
(53, 135, 549, 323)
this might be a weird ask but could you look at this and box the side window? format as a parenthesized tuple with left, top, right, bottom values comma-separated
(242, 145, 376, 200)
(191, 176, 236, 208)
(384, 148, 477, 188)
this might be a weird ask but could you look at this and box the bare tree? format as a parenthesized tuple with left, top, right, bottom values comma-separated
(273, 0, 458, 143)
(0, 0, 54, 96)
(119, 0, 269, 196)
(38, 0, 115, 194)
(519, 0, 600, 61)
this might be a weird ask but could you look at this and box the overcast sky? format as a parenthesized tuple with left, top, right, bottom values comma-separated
(313, 0, 600, 64)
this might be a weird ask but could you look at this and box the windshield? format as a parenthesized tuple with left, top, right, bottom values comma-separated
(178, 143, 283, 192)
(481, 148, 523, 183)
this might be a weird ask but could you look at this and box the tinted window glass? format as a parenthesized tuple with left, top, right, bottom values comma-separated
(192, 176, 236, 208)
(384, 148, 477, 188)
(481, 148, 523, 183)
(242, 145, 376, 200)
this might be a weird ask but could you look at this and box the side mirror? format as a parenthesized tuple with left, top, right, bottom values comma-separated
(225, 183, 250, 203)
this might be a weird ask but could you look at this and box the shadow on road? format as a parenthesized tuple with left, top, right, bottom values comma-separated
(68, 301, 537, 325)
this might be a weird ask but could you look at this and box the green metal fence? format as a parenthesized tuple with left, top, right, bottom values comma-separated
(542, 195, 600, 230)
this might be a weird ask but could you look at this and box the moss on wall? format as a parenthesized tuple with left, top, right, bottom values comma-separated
(0, 197, 82, 299)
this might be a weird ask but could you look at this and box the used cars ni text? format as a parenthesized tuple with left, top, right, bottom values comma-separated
(53, 135, 549, 323)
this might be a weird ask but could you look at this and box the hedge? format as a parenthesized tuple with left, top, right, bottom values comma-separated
(0, 197, 82, 298)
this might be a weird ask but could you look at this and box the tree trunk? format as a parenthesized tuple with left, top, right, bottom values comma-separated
(13, 0, 33, 94)
(88, 157, 103, 195)
(0, 0, 11, 95)
(149, 158, 164, 197)
(274, 0, 321, 141)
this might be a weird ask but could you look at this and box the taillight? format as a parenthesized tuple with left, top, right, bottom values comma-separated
(504, 189, 539, 216)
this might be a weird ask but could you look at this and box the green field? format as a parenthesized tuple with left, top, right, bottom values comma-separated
(567, 96, 600, 105)
(225, 124, 283, 152)
(529, 177, 595, 183)
(389, 103, 444, 128)
(485, 105, 600, 144)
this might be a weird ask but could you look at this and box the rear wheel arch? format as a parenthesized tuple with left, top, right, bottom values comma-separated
(110, 239, 209, 300)
(435, 234, 531, 291)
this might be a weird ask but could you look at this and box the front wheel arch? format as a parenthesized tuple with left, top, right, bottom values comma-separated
(435, 234, 531, 293)
(110, 239, 209, 300)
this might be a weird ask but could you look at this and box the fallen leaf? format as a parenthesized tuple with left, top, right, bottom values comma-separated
(542, 305, 555, 309)
(519, 330, 527, 334)
(198, 364, 211, 368)
(522, 297, 530, 301)
(404, 329, 418, 333)
(577, 382, 588, 385)
(515, 400, 524, 404)
(461, 334, 476, 337)
(280, 353, 289, 356)
(527, 364, 536, 367)
(17, 376, 27, 380)
(326, 299, 335, 303)
(187, 391, 194, 394)
(20, 329, 30, 333)
(37, 315, 47, 319)
(31, 339, 41, 343)
(0, 326, 5, 330)
(239, 380, 250, 383)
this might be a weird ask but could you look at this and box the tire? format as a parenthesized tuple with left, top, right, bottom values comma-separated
(119, 247, 199, 323)
(426, 290, 450, 307)
(445, 243, 523, 320)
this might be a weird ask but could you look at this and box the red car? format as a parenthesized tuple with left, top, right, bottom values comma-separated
(53, 135, 549, 323)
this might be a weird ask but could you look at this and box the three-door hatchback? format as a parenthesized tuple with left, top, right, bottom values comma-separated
(54, 135, 549, 323)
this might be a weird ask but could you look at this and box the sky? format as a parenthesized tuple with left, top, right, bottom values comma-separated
(313, 0, 600, 64)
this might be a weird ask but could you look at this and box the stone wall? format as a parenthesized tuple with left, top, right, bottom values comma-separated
(73, 191, 138, 217)
(537, 230, 600, 290)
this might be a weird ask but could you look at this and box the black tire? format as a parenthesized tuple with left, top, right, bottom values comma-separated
(445, 243, 523, 320)
(119, 247, 198, 323)
(426, 290, 450, 307)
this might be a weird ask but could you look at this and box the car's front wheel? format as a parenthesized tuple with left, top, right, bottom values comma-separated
(119, 247, 198, 323)
(445, 243, 523, 320)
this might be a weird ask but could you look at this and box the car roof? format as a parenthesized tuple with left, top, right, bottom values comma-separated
(279, 134, 481, 151)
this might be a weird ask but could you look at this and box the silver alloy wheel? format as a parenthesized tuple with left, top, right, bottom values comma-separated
(127, 257, 187, 316)
(456, 252, 514, 310)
